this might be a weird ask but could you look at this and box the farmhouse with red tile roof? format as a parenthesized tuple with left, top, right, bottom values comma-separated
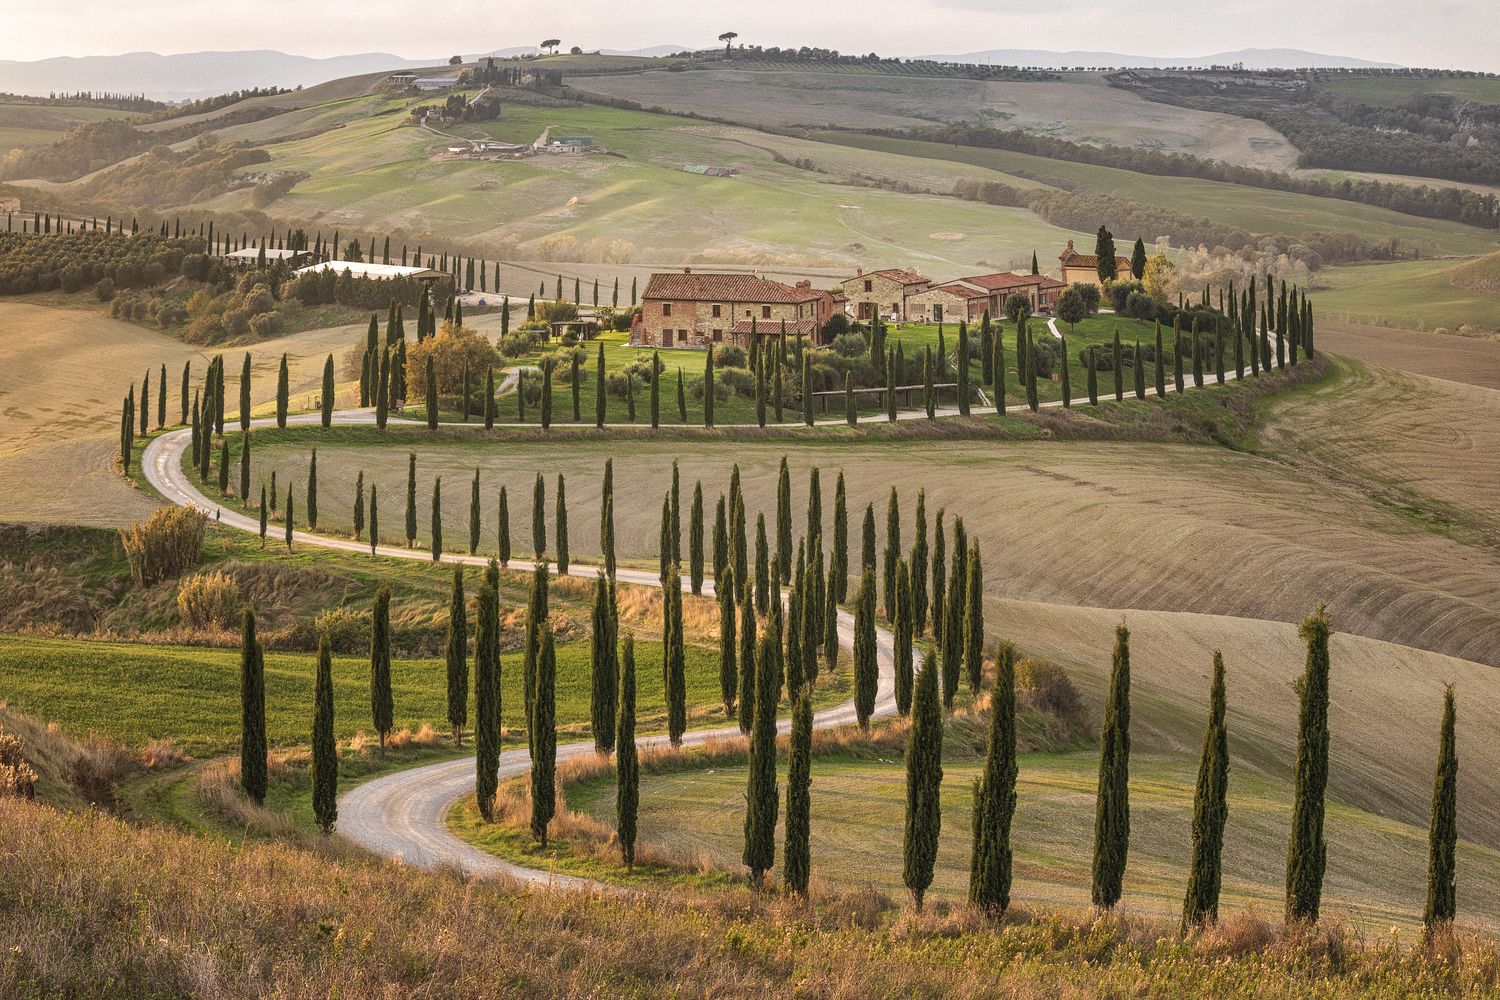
(1059, 239, 1132, 287)
(633, 269, 838, 349)
(837, 267, 931, 322)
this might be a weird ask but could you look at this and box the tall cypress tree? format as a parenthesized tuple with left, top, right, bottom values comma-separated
(871, 482, 899, 622)
(312, 633, 337, 835)
(321, 354, 335, 428)
(719, 578, 738, 716)
(853, 568, 878, 728)
(1155, 322, 1166, 397)
(969, 640, 1017, 915)
(239, 609, 267, 805)
(783, 689, 814, 896)
(665, 566, 686, 745)
(240, 353, 252, 431)
(1424, 685, 1458, 932)
(467, 469, 481, 555)
(595, 342, 607, 429)
(239, 434, 251, 502)
(861, 503, 876, 576)
(1183, 650, 1229, 928)
(737, 577, 757, 735)
(590, 573, 617, 753)
(366, 484, 377, 554)
(181, 360, 191, 425)
(306, 449, 318, 528)
(404, 453, 417, 548)
(963, 545, 984, 694)
(776, 457, 793, 582)
(1091, 621, 1132, 910)
(616, 632, 639, 869)
(532, 472, 546, 558)
(531, 625, 557, 845)
(430, 478, 443, 561)
(284, 485, 295, 551)
(370, 587, 394, 756)
(218, 439, 230, 494)
(832, 472, 848, 603)
(650, 351, 661, 429)
(498, 486, 510, 566)
(523, 562, 549, 758)
(690, 481, 705, 595)
(754, 513, 770, 615)
(931, 511, 946, 646)
(706, 346, 717, 428)
(894, 560, 915, 715)
(474, 575, 501, 820)
(1286, 605, 1332, 924)
(555, 474, 569, 575)
(957, 321, 971, 415)
(904, 651, 943, 911)
(909, 491, 929, 636)
(445, 568, 468, 745)
(743, 630, 781, 890)
(276, 353, 289, 428)
(941, 539, 964, 708)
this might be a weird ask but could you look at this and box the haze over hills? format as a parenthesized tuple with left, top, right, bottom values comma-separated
(0, 45, 1403, 102)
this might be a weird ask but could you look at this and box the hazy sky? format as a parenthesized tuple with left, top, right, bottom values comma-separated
(4, 0, 1495, 72)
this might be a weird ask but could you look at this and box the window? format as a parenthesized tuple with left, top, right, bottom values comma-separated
(662, 302, 672, 317)
(933, 304, 943, 323)
(663, 329, 674, 347)
(761, 305, 771, 319)
(712, 329, 722, 342)
(711, 303, 721, 318)
(863, 279, 872, 293)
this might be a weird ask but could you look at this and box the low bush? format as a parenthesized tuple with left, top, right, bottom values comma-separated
(118, 507, 207, 585)
(175, 570, 242, 628)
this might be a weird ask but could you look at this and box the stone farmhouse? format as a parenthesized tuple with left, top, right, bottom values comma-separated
(906, 272, 1066, 323)
(1059, 239, 1132, 287)
(838, 267, 931, 322)
(633, 270, 841, 349)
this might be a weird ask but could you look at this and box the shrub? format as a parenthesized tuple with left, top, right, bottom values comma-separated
(831, 332, 867, 358)
(119, 507, 207, 585)
(313, 606, 373, 655)
(176, 571, 242, 628)
(1122, 290, 1157, 321)
(1107, 280, 1146, 313)
(405, 325, 503, 394)
(1029, 335, 1061, 378)
(93, 276, 116, 302)
(715, 344, 747, 369)
(716, 367, 755, 398)
(497, 329, 545, 358)
(0, 725, 37, 800)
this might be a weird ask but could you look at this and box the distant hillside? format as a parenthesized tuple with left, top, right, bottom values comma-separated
(921, 47, 1401, 70)
(0, 50, 433, 102)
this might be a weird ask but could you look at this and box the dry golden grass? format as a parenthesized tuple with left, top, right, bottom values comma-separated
(4, 797, 1499, 998)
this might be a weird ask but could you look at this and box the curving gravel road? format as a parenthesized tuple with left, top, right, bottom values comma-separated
(142, 412, 900, 888)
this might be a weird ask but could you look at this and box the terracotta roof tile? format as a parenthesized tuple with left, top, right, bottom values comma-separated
(643, 272, 822, 304)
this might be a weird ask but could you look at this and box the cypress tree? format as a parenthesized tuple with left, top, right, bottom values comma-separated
(1174, 327, 1186, 393)
(664, 565, 686, 746)
(555, 474, 569, 575)
(957, 321, 972, 415)
(1286, 605, 1332, 924)
(895, 560, 914, 715)
(737, 577, 757, 735)
(498, 486, 510, 566)
(650, 351, 661, 428)
(1192, 321, 1204, 389)
(690, 481, 705, 595)
(993, 331, 1006, 415)
(904, 650, 943, 911)
(801, 351, 812, 426)
(259, 485, 269, 546)
(970, 640, 1018, 915)
(886, 347, 898, 422)
(370, 587, 394, 756)
(785, 547, 805, 697)
(670, 460, 681, 567)
(713, 494, 728, 586)
(1113, 329, 1124, 401)
(832, 472, 848, 602)
(239, 609, 267, 805)
(594, 342, 607, 429)
(484, 367, 495, 429)
(367, 484, 377, 553)
(719, 578, 738, 715)
(1024, 330, 1039, 412)
(732, 488, 748, 598)
(312, 633, 337, 835)
(1424, 685, 1458, 932)
(523, 563, 549, 758)
(784, 688, 813, 896)
(931, 511, 946, 646)
(1091, 621, 1132, 910)
(590, 573, 617, 753)
(776, 457, 792, 582)
(430, 478, 443, 560)
(854, 568, 878, 728)
(941, 539, 964, 707)
(351, 471, 365, 539)
(1155, 322, 1166, 397)
(963, 545, 984, 694)
(1059, 333, 1071, 407)
(923, 348, 935, 418)
(306, 449, 318, 528)
(845, 372, 857, 426)
(531, 625, 557, 845)
(240, 353, 252, 431)
(910, 491, 929, 636)
(802, 535, 824, 686)
(883, 487, 901, 622)
(1183, 650, 1230, 928)
(474, 575, 501, 820)
(276, 353, 289, 428)
(861, 503, 876, 576)
(743, 630, 781, 890)
(404, 453, 417, 548)
(321, 354, 335, 428)
(1134, 341, 1147, 399)
(218, 439, 230, 494)
(616, 632, 639, 868)
(676, 368, 687, 422)
(755, 513, 770, 615)
(532, 472, 546, 558)
(284, 485, 295, 551)
(541, 361, 553, 429)
(445, 567, 469, 745)
(180, 361, 191, 425)
(375, 350, 390, 430)
(466, 469, 481, 554)
(239, 434, 251, 502)
(1087, 348, 1099, 406)
(705, 346, 717, 428)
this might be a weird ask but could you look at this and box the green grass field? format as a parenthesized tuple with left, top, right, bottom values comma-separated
(1319, 75, 1500, 108)
(1312, 259, 1500, 333)
(0, 631, 720, 756)
(567, 748, 1500, 931)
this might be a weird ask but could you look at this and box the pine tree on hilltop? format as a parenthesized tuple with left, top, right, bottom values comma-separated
(370, 587, 395, 757)
(474, 575, 501, 821)
(312, 634, 338, 835)
(904, 650, 944, 911)
(970, 640, 1017, 915)
(531, 625, 557, 846)
(1424, 685, 1458, 932)
(1286, 605, 1332, 924)
(239, 609, 267, 805)
(616, 632, 639, 869)
(1092, 621, 1132, 910)
(1183, 650, 1229, 929)
(445, 568, 468, 746)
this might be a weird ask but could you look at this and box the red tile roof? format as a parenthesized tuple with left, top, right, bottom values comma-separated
(927, 281, 989, 300)
(728, 318, 819, 337)
(643, 271, 823, 304)
(960, 271, 1055, 291)
(844, 267, 929, 288)
(1058, 247, 1131, 272)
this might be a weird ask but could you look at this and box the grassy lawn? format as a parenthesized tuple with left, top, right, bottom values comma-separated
(1311, 258, 1500, 333)
(566, 748, 1500, 931)
(1319, 75, 1500, 108)
(0, 631, 722, 756)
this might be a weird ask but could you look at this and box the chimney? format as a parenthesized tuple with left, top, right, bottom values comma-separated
(683, 266, 691, 274)
(1065, 239, 1074, 252)
(796, 280, 810, 289)
(856, 267, 864, 276)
